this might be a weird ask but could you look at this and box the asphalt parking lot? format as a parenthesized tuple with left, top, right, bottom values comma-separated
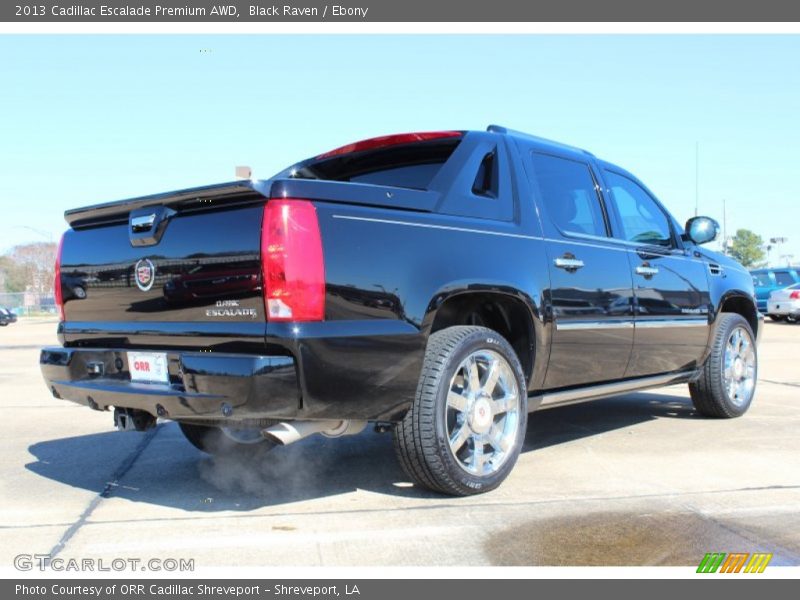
(1, 319, 798, 568)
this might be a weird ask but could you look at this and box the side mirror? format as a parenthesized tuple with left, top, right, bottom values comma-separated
(685, 216, 720, 245)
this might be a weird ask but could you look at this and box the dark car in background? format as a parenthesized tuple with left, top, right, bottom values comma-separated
(0, 307, 17, 326)
(751, 267, 800, 316)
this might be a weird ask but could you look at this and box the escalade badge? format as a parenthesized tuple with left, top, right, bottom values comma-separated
(135, 258, 156, 292)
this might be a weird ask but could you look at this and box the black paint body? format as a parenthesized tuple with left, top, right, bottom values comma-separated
(40, 128, 760, 424)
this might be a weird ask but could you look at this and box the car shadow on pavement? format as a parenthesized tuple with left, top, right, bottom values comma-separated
(25, 391, 697, 511)
(26, 422, 442, 511)
(525, 390, 697, 452)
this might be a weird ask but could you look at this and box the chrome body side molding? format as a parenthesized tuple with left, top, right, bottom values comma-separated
(530, 370, 697, 411)
(555, 318, 707, 331)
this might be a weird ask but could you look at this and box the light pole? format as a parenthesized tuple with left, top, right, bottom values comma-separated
(694, 141, 699, 217)
(721, 198, 727, 255)
(16, 226, 54, 243)
(769, 237, 788, 268)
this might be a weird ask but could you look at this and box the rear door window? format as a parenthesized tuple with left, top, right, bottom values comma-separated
(531, 153, 608, 238)
(774, 271, 795, 286)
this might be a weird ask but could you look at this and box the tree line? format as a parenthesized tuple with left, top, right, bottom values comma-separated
(0, 242, 58, 295)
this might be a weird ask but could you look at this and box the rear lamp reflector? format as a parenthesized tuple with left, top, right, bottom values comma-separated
(261, 199, 325, 322)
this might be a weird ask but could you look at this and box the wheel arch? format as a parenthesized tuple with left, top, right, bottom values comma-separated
(717, 291, 760, 340)
(423, 287, 544, 388)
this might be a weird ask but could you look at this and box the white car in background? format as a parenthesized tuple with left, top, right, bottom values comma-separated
(767, 283, 800, 323)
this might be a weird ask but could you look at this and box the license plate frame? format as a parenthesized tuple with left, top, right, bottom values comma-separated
(127, 351, 170, 384)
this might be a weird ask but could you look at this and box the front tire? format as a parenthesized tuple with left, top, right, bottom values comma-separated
(394, 326, 528, 496)
(689, 313, 757, 418)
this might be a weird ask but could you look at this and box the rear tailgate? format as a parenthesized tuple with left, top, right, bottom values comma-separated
(60, 181, 271, 348)
(59, 177, 441, 349)
(58, 131, 465, 350)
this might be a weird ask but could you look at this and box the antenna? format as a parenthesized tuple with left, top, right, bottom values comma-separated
(722, 198, 727, 255)
(694, 141, 699, 217)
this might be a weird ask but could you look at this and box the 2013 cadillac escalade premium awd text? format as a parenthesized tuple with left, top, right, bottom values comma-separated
(40, 126, 761, 496)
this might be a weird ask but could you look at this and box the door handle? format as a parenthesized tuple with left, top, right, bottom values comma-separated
(554, 256, 584, 272)
(131, 214, 157, 232)
(635, 265, 659, 277)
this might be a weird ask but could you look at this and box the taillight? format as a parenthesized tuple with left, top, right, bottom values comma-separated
(261, 199, 325, 322)
(790, 291, 800, 300)
(54, 233, 65, 321)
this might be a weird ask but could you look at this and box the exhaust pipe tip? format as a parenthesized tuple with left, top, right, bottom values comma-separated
(261, 420, 368, 446)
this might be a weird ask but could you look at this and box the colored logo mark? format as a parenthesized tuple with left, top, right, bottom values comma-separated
(697, 552, 772, 573)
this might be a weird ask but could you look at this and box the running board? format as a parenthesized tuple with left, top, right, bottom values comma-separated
(530, 370, 697, 410)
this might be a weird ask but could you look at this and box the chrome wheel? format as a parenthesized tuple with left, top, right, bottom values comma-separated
(445, 349, 521, 476)
(723, 326, 756, 407)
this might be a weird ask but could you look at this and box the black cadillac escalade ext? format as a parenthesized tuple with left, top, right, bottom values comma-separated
(40, 126, 761, 496)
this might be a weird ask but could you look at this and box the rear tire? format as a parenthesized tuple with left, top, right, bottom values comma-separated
(768, 315, 786, 322)
(393, 326, 528, 496)
(689, 313, 757, 418)
(179, 422, 274, 456)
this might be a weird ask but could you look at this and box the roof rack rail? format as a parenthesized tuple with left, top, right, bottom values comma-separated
(486, 124, 595, 157)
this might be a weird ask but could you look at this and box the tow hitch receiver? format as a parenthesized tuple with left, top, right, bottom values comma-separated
(114, 407, 157, 432)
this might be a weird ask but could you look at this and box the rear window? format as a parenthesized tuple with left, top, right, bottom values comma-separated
(279, 137, 462, 190)
(752, 273, 771, 287)
(774, 271, 795, 286)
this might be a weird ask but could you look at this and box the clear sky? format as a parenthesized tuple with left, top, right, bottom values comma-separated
(1, 35, 798, 265)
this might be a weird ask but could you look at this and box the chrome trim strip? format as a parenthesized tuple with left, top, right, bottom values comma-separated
(533, 370, 696, 409)
(555, 318, 707, 331)
(331, 215, 539, 241)
(555, 320, 634, 331)
(635, 318, 708, 328)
